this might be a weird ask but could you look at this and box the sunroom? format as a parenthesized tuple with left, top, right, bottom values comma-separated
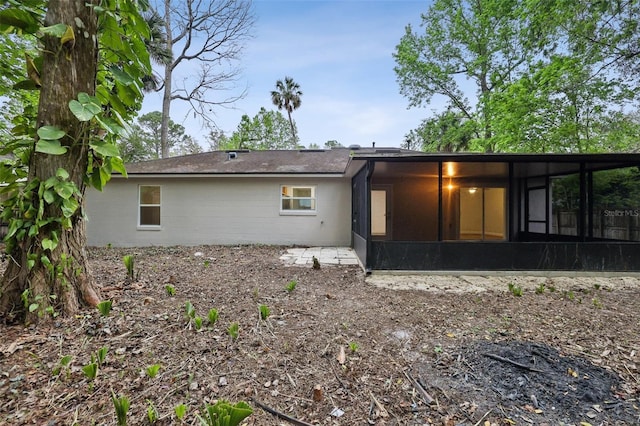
(347, 151, 640, 272)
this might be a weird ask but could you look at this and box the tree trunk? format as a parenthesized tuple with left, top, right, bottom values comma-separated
(160, 0, 173, 159)
(0, 0, 101, 324)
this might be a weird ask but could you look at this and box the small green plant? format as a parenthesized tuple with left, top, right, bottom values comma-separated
(145, 364, 161, 379)
(285, 280, 297, 293)
(111, 392, 130, 426)
(227, 322, 239, 341)
(594, 283, 601, 290)
(434, 345, 443, 354)
(195, 400, 253, 426)
(97, 300, 112, 317)
(165, 285, 176, 296)
(96, 346, 109, 366)
(259, 304, 270, 320)
(194, 316, 203, 331)
(592, 297, 603, 309)
(52, 355, 73, 378)
(146, 400, 158, 424)
(564, 290, 575, 300)
(535, 283, 546, 294)
(348, 342, 359, 353)
(82, 362, 98, 381)
(208, 308, 219, 325)
(185, 301, 196, 320)
(203, 259, 211, 267)
(312, 256, 320, 270)
(508, 282, 523, 297)
(123, 254, 135, 280)
(175, 404, 187, 421)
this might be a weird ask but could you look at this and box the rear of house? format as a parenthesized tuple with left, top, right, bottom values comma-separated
(85, 149, 352, 247)
(85, 147, 640, 272)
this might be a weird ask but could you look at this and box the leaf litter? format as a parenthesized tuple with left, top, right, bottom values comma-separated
(0, 245, 638, 425)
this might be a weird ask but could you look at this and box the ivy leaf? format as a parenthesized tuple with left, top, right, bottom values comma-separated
(42, 238, 57, 251)
(37, 126, 65, 140)
(61, 197, 79, 218)
(90, 141, 120, 158)
(54, 181, 75, 200)
(109, 66, 134, 84)
(56, 168, 70, 180)
(40, 23, 68, 38)
(35, 140, 67, 155)
(0, 8, 40, 33)
(43, 189, 55, 204)
(69, 99, 99, 121)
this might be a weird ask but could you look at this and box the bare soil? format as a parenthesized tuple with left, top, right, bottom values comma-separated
(1, 245, 639, 425)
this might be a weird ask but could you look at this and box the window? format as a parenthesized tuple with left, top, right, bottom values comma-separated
(281, 185, 316, 213)
(139, 185, 161, 227)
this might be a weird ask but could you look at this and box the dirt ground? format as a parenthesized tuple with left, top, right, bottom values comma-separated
(0, 245, 639, 425)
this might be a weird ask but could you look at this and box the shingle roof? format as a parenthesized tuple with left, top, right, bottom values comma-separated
(123, 148, 353, 175)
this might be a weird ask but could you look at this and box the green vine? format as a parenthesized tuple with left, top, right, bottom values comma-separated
(0, 0, 151, 292)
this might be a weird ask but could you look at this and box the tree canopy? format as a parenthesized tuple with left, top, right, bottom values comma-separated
(118, 111, 200, 162)
(219, 107, 298, 150)
(395, 0, 640, 153)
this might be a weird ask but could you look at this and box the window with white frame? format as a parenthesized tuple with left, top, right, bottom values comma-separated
(139, 185, 161, 227)
(281, 185, 316, 213)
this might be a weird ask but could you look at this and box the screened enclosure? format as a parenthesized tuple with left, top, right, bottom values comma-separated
(348, 152, 640, 272)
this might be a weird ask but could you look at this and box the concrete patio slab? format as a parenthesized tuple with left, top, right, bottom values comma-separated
(280, 247, 360, 267)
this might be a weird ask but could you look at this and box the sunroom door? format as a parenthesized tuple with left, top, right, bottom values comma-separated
(459, 187, 506, 240)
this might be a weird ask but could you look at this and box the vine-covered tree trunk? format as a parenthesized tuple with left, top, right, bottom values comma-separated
(0, 0, 101, 324)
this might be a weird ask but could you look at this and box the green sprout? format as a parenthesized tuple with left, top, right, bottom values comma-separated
(147, 400, 158, 424)
(508, 282, 523, 297)
(185, 301, 196, 320)
(195, 400, 253, 426)
(194, 316, 203, 331)
(285, 280, 297, 293)
(145, 364, 161, 379)
(175, 404, 187, 421)
(111, 392, 130, 426)
(227, 322, 239, 341)
(96, 346, 108, 366)
(165, 284, 176, 296)
(97, 300, 112, 317)
(82, 362, 98, 380)
(208, 308, 219, 325)
(123, 254, 135, 280)
(259, 304, 270, 320)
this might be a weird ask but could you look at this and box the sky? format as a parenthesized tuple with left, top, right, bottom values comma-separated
(140, 0, 438, 149)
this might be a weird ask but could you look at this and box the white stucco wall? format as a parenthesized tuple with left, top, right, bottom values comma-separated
(84, 176, 352, 247)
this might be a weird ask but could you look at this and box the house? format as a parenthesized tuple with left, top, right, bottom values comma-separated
(85, 148, 640, 272)
(85, 149, 353, 248)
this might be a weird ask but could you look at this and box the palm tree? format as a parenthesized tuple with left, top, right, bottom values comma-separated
(141, 10, 173, 92)
(271, 76, 302, 143)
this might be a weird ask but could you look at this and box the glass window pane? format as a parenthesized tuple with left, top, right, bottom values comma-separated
(140, 186, 160, 204)
(140, 206, 160, 226)
(551, 174, 579, 236)
(592, 167, 640, 241)
(293, 187, 312, 197)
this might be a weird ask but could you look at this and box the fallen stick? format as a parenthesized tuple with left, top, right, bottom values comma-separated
(403, 370, 434, 405)
(483, 353, 544, 373)
(251, 398, 315, 426)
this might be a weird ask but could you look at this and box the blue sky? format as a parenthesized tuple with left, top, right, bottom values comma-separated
(141, 0, 436, 149)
